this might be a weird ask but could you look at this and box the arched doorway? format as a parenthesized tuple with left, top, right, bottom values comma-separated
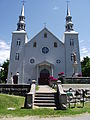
(39, 69, 50, 85)
(13, 75, 18, 84)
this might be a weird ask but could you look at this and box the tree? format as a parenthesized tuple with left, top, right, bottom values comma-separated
(0, 59, 9, 83)
(81, 56, 90, 77)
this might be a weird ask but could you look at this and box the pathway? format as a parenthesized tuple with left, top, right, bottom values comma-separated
(1, 113, 90, 120)
(36, 85, 56, 93)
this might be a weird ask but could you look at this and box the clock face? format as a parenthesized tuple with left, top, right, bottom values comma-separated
(42, 47, 49, 54)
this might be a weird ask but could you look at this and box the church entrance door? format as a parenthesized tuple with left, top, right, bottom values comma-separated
(39, 69, 50, 85)
(13, 75, 18, 84)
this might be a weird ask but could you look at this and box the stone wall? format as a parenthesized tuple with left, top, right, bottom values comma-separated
(0, 84, 31, 96)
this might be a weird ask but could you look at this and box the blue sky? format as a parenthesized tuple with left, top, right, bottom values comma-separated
(0, 0, 90, 64)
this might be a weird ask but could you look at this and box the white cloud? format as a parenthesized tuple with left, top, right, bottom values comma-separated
(80, 53, 90, 61)
(79, 40, 84, 43)
(53, 6, 59, 10)
(80, 46, 90, 61)
(80, 47, 88, 54)
(0, 40, 10, 64)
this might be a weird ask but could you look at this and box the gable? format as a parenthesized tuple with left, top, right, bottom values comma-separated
(23, 28, 65, 71)
(26, 28, 64, 47)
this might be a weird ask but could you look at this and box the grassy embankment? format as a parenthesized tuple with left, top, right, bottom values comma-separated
(0, 94, 90, 117)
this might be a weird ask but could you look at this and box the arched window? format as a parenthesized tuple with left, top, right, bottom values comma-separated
(44, 33, 47, 38)
(70, 39, 74, 46)
(15, 53, 19, 60)
(17, 39, 21, 46)
(33, 42, 36, 47)
(54, 42, 57, 47)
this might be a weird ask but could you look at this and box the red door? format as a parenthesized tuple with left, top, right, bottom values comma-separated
(39, 69, 50, 85)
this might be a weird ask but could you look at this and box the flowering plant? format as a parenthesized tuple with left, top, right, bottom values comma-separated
(49, 76, 53, 79)
(58, 72, 64, 76)
(50, 78, 58, 81)
(49, 76, 58, 81)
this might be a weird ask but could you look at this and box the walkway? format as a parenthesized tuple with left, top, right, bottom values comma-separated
(36, 85, 56, 93)
(1, 113, 90, 120)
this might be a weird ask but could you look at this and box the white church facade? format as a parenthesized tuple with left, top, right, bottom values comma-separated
(7, 4, 81, 85)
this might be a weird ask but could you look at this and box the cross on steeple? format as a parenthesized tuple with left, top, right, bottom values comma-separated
(44, 23, 47, 28)
(21, 0, 26, 5)
(66, 0, 70, 5)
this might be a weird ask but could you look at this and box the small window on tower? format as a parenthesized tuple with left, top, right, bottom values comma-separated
(33, 42, 36, 47)
(44, 33, 47, 38)
(71, 53, 73, 61)
(54, 42, 57, 48)
(15, 53, 19, 60)
(17, 39, 21, 46)
(70, 39, 74, 46)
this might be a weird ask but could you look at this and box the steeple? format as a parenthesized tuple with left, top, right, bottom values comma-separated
(17, 3, 26, 31)
(65, 3, 74, 32)
(21, 3, 24, 16)
(67, 3, 70, 16)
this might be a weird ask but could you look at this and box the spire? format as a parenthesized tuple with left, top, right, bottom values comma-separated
(17, 3, 26, 31)
(67, 3, 70, 16)
(65, 2, 74, 32)
(21, 3, 24, 16)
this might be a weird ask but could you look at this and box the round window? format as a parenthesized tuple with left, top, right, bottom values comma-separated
(56, 59, 61, 64)
(30, 59, 35, 64)
(42, 47, 49, 54)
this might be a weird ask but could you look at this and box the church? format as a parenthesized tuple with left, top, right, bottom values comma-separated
(7, 4, 81, 85)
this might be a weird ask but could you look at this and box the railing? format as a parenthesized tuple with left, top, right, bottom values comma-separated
(24, 80, 36, 109)
(57, 80, 67, 110)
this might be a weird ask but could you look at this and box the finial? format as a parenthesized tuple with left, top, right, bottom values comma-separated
(21, 0, 25, 5)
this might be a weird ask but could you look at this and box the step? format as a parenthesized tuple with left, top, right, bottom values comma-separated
(35, 93, 55, 97)
(34, 102, 56, 107)
(34, 99, 55, 103)
(36, 92, 56, 94)
(35, 96, 55, 100)
(34, 90, 57, 108)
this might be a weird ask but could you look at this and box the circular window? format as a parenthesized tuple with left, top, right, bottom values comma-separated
(56, 59, 61, 64)
(30, 59, 35, 64)
(42, 47, 49, 54)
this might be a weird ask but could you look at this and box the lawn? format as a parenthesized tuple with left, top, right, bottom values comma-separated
(0, 94, 90, 117)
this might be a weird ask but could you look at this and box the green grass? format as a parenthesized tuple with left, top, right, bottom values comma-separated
(36, 85, 39, 91)
(0, 94, 90, 118)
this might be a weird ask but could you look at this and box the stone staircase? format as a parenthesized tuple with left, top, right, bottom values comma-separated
(34, 85, 58, 109)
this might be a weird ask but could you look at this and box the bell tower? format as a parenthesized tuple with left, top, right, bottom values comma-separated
(7, 3, 28, 84)
(64, 3, 81, 76)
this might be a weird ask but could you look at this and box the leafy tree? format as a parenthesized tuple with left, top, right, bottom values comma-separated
(81, 56, 90, 77)
(0, 59, 9, 83)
